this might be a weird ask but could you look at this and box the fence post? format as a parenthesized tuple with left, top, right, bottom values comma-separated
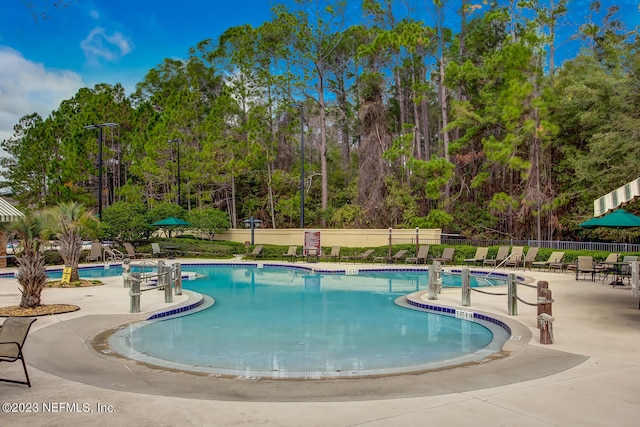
(507, 273, 517, 315)
(129, 275, 141, 313)
(631, 261, 639, 299)
(428, 261, 442, 300)
(122, 258, 131, 288)
(163, 264, 173, 303)
(537, 280, 554, 344)
(174, 263, 182, 295)
(461, 267, 471, 306)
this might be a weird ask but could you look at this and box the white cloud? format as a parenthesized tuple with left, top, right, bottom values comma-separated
(80, 27, 132, 63)
(0, 46, 84, 142)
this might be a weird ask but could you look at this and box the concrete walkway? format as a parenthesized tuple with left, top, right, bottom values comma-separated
(1, 260, 640, 426)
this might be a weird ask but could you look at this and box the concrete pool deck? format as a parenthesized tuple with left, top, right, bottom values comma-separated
(1, 259, 640, 426)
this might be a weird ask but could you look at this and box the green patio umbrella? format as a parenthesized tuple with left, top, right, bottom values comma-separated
(578, 209, 640, 229)
(151, 217, 191, 238)
(579, 209, 640, 247)
(151, 217, 191, 227)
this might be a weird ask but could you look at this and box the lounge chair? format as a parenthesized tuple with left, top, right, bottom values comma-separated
(282, 246, 298, 262)
(483, 246, 509, 267)
(531, 251, 565, 271)
(503, 246, 525, 268)
(464, 247, 489, 266)
(575, 256, 595, 281)
(405, 245, 430, 264)
(104, 246, 124, 262)
(340, 249, 375, 264)
(246, 245, 264, 260)
(321, 246, 341, 262)
(123, 242, 151, 259)
(374, 249, 408, 264)
(0, 317, 37, 387)
(520, 247, 539, 270)
(150, 243, 165, 258)
(85, 242, 103, 262)
(433, 247, 455, 265)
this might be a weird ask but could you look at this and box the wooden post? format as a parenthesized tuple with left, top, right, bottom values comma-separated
(163, 265, 173, 303)
(507, 273, 517, 315)
(129, 275, 141, 313)
(461, 267, 471, 306)
(122, 258, 131, 288)
(174, 263, 182, 295)
(537, 280, 554, 344)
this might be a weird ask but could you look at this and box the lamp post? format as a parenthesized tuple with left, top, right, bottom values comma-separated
(168, 139, 181, 205)
(84, 123, 118, 220)
(299, 105, 304, 229)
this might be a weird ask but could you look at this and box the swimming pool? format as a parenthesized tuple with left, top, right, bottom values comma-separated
(111, 265, 510, 378)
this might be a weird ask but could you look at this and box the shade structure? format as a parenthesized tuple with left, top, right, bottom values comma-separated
(150, 216, 190, 238)
(594, 177, 640, 217)
(579, 209, 640, 229)
(0, 197, 25, 223)
(151, 217, 191, 227)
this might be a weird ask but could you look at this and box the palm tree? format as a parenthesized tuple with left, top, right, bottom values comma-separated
(48, 202, 96, 282)
(6, 215, 49, 308)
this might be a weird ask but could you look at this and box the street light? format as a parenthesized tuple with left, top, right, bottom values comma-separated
(84, 122, 118, 220)
(168, 139, 181, 206)
(299, 105, 304, 229)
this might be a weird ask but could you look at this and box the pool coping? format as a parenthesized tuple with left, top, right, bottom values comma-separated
(20, 263, 589, 402)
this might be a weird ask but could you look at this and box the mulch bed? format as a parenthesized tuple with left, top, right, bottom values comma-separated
(0, 304, 80, 317)
(0, 279, 102, 317)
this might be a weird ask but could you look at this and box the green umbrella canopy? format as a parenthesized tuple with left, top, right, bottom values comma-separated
(578, 209, 640, 229)
(151, 217, 191, 227)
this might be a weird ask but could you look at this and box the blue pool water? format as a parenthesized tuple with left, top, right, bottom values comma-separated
(112, 265, 509, 378)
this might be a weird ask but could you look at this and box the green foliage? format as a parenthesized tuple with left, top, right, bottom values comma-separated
(330, 204, 363, 227)
(409, 209, 454, 229)
(101, 202, 150, 241)
(0, 2, 637, 243)
(186, 208, 230, 240)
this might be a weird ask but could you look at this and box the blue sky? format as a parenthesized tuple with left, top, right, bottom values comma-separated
(0, 0, 275, 141)
(0, 1, 638, 143)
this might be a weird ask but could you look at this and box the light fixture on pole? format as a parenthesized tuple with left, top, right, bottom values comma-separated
(84, 123, 118, 220)
(299, 105, 304, 229)
(168, 139, 181, 206)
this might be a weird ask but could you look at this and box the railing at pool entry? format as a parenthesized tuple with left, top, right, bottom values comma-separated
(122, 259, 183, 313)
(424, 265, 555, 345)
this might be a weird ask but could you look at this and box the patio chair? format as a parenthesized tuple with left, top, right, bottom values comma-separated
(246, 245, 264, 261)
(575, 256, 595, 281)
(123, 242, 151, 259)
(150, 243, 165, 258)
(0, 317, 37, 387)
(531, 251, 565, 271)
(84, 242, 103, 262)
(503, 246, 525, 268)
(616, 255, 638, 286)
(405, 245, 430, 264)
(433, 247, 455, 265)
(282, 246, 298, 262)
(520, 247, 539, 270)
(340, 249, 375, 264)
(464, 247, 489, 266)
(482, 246, 509, 267)
(373, 249, 408, 264)
(594, 253, 619, 280)
(321, 246, 341, 262)
(104, 246, 124, 262)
